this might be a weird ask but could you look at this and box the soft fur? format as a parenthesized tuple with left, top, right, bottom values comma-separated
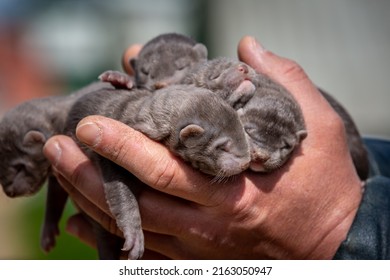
(65, 85, 251, 259)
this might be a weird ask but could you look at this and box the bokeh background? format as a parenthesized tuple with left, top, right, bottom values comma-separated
(1, 0, 389, 259)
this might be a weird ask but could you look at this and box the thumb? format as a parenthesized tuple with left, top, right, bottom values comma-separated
(237, 36, 340, 136)
(238, 36, 309, 88)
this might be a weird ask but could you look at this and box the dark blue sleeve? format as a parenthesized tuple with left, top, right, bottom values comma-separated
(333, 137, 390, 259)
(363, 137, 390, 178)
(333, 176, 390, 259)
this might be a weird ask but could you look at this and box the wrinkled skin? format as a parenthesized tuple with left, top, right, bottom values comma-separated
(43, 37, 363, 259)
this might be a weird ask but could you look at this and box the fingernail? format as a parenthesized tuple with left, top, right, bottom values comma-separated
(43, 140, 62, 168)
(76, 122, 102, 147)
(66, 221, 79, 236)
(251, 37, 266, 52)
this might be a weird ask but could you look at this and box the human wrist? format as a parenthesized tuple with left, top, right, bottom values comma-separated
(306, 178, 363, 259)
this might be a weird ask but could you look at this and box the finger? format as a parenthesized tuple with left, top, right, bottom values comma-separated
(143, 230, 222, 260)
(138, 186, 244, 259)
(43, 135, 110, 215)
(75, 115, 243, 206)
(122, 44, 142, 75)
(238, 36, 310, 89)
(237, 36, 340, 131)
(143, 231, 182, 259)
(66, 213, 128, 259)
(67, 211, 172, 260)
(141, 249, 171, 260)
(56, 173, 122, 237)
(138, 188, 199, 236)
(237, 36, 345, 147)
(66, 213, 97, 248)
(44, 136, 125, 236)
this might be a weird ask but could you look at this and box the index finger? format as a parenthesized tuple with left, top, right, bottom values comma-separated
(75, 115, 239, 206)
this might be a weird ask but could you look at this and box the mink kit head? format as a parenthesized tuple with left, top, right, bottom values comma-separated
(167, 88, 251, 178)
(130, 33, 208, 90)
(238, 93, 307, 172)
(0, 116, 50, 197)
(184, 57, 258, 108)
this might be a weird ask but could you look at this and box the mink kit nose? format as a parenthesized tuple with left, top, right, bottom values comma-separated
(237, 64, 249, 74)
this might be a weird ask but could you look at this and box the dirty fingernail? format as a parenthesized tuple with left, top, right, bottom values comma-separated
(43, 139, 62, 167)
(76, 122, 102, 147)
(251, 37, 265, 52)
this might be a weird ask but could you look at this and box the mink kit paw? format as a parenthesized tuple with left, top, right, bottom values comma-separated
(40, 223, 60, 253)
(122, 227, 145, 260)
(98, 70, 134, 89)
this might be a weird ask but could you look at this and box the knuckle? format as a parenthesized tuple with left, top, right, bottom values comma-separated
(329, 113, 349, 145)
(101, 127, 145, 169)
(99, 211, 123, 237)
(321, 105, 346, 136)
(105, 136, 131, 165)
(69, 164, 90, 190)
(330, 113, 346, 133)
(148, 157, 179, 190)
(280, 59, 308, 82)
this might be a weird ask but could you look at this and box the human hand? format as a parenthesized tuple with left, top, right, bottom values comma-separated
(43, 36, 363, 259)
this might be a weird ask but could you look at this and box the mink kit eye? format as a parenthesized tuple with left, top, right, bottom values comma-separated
(174, 60, 189, 71)
(244, 125, 258, 137)
(140, 66, 149, 75)
(281, 139, 294, 151)
(12, 163, 27, 175)
(208, 72, 221, 81)
(213, 138, 232, 152)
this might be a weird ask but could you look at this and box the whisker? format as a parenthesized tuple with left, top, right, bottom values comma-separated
(210, 170, 230, 184)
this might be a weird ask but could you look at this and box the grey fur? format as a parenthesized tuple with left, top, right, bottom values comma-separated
(99, 33, 208, 90)
(183, 57, 258, 109)
(100, 33, 367, 178)
(184, 57, 368, 178)
(0, 32, 369, 262)
(65, 84, 251, 259)
(238, 85, 307, 172)
(100, 54, 307, 172)
(183, 57, 307, 172)
(0, 81, 113, 252)
(0, 82, 112, 197)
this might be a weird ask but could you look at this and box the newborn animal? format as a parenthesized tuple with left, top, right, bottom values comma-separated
(183, 57, 258, 109)
(237, 84, 307, 172)
(187, 57, 368, 177)
(0, 81, 114, 253)
(103, 56, 307, 173)
(183, 57, 307, 172)
(99, 33, 208, 90)
(100, 48, 368, 179)
(65, 84, 250, 259)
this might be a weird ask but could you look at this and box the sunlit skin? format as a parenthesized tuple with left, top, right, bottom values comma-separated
(43, 36, 363, 259)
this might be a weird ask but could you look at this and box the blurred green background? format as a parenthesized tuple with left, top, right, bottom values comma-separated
(1, 0, 389, 259)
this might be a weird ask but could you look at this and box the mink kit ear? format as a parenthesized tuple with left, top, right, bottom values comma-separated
(130, 58, 138, 72)
(23, 130, 46, 151)
(192, 43, 208, 60)
(179, 124, 205, 147)
(296, 130, 308, 141)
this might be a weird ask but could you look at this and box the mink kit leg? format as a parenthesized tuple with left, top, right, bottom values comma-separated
(96, 157, 145, 260)
(40, 176, 68, 252)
